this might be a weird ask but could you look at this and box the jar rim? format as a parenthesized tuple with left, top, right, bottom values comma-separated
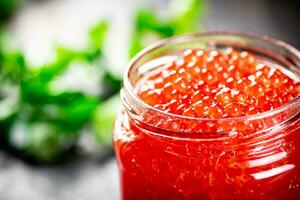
(123, 31, 300, 123)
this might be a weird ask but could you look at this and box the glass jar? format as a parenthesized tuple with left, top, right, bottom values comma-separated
(113, 32, 300, 200)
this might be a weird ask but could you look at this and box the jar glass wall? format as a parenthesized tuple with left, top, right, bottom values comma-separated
(113, 32, 300, 200)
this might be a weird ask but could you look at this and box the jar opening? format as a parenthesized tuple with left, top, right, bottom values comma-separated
(122, 31, 300, 137)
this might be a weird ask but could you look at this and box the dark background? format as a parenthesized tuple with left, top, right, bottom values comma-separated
(206, 0, 300, 48)
(0, 0, 299, 200)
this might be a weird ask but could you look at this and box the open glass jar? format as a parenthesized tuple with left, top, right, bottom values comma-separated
(113, 32, 300, 200)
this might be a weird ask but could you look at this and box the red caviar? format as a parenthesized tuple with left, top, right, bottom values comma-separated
(137, 49, 299, 118)
(114, 37, 300, 200)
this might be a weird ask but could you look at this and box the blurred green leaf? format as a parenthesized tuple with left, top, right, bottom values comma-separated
(19, 93, 99, 130)
(100, 71, 122, 100)
(92, 93, 122, 144)
(9, 120, 78, 162)
(89, 21, 109, 50)
(129, 9, 173, 57)
(129, 0, 206, 58)
(0, 20, 119, 162)
(0, 0, 20, 22)
(0, 51, 26, 82)
(0, 82, 19, 120)
(0, 30, 27, 82)
(37, 20, 109, 83)
(170, 0, 206, 34)
(135, 10, 174, 37)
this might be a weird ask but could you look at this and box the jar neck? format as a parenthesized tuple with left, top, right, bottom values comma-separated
(122, 86, 299, 141)
(122, 32, 300, 140)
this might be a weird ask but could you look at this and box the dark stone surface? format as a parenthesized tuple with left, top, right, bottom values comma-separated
(0, 150, 119, 200)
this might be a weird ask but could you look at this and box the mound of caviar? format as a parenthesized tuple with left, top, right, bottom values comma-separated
(137, 48, 300, 118)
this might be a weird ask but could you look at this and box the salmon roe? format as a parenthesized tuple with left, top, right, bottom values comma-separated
(137, 48, 300, 118)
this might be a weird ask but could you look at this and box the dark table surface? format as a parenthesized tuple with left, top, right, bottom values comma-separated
(1, 0, 299, 200)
